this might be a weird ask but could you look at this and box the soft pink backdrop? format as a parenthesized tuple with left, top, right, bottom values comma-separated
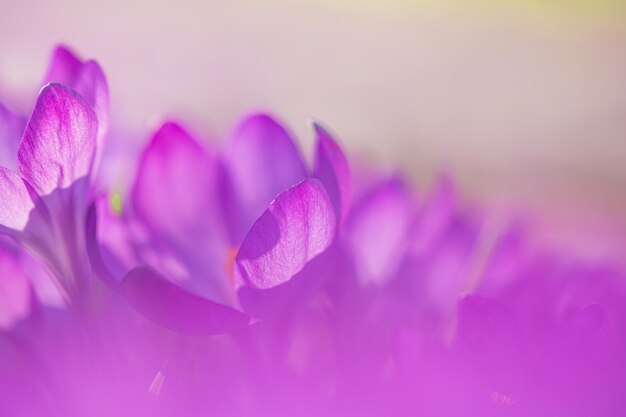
(2, 0, 626, 254)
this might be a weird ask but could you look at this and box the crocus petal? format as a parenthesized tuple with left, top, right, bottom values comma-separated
(132, 122, 227, 249)
(43, 46, 108, 134)
(23, 250, 66, 308)
(235, 179, 336, 290)
(411, 173, 455, 255)
(120, 266, 250, 334)
(43, 45, 109, 173)
(228, 114, 307, 237)
(0, 168, 35, 233)
(85, 201, 119, 287)
(43, 45, 83, 85)
(313, 122, 351, 227)
(18, 83, 98, 197)
(0, 103, 25, 170)
(344, 176, 416, 286)
(71, 61, 109, 163)
(0, 243, 32, 328)
(237, 245, 338, 319)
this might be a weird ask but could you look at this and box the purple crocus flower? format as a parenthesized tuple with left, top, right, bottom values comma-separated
(0, 83, 100, 301)
(0, 45, 108, 313)
(92, 116, 351, 334)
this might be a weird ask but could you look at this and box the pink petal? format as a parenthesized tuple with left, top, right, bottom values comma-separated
(43, 45, 83, 85)
(344, 177, 416, 286)
(18, 83, 98, 197)
(43, 46, 109, 138)
(313, 122, 352, 228)
(227, 114, 307, 237)
(132, 122, 227, 248)
(85, 201, 119, 287)
(237, 245, 338, 319)
(411, 173, 456, 254)
(43, 45, 109, 173)
(235, 179, 336, 290)
(0, 103, 25, 170)
(0, 167, 34, 233)
(0, 242, 32, 328)
(120, 266, 250, 334)
(71, 60, 109, 164)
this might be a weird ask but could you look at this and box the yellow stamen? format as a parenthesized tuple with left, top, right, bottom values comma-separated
(225, 247, 239, 287)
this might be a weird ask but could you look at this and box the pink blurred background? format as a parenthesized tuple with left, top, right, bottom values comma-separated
(1, 0, 626, 256)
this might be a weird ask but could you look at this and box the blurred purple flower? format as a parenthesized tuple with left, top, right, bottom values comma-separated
(92, 115, 351, 334)
(0, 45, 625, 417)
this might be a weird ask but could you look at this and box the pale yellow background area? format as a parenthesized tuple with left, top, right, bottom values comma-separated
(1, 0, 626, 252)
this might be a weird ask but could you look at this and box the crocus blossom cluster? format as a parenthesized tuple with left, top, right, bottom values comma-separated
(1, 46, 625, 417)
